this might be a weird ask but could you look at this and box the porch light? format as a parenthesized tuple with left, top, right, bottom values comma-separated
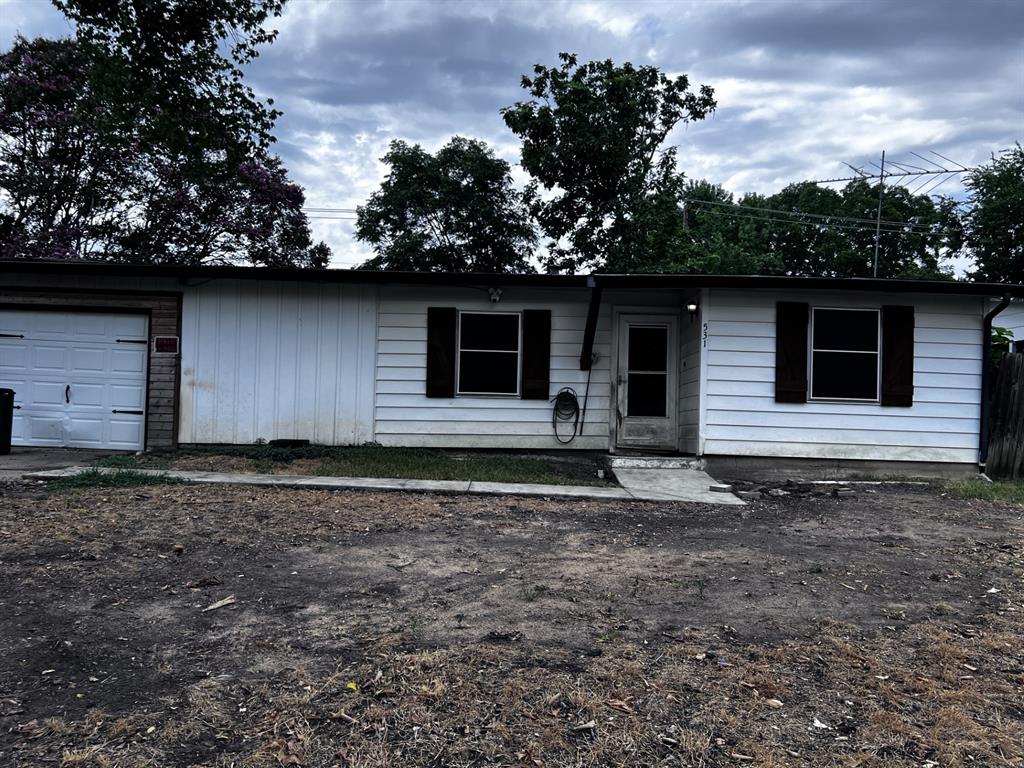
(686, 300, 699, 318)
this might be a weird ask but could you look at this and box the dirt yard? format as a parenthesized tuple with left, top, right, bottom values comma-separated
(1, 480, 1021, 767)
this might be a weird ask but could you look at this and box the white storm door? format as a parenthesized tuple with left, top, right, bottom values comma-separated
(614, 314, 679, 451)
(0, 310, 149, 449)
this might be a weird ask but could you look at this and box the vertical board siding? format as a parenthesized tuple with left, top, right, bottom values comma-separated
(678, 296, 701, 454)
(701, 289, 984, 463)
(179, 279, 376, 445)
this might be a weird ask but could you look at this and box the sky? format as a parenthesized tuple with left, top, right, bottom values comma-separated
(2, 0, 1021, 269)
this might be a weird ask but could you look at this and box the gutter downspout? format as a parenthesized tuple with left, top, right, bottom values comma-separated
(979, 294, 1012, 468)
(580, 276, 602, 371)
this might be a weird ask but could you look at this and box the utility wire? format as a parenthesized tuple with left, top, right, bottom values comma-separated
(689, 205, 941, 235)
(685, 197, 937, 232)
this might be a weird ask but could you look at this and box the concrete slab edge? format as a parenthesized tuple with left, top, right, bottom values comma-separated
(21, 466, 639, 502)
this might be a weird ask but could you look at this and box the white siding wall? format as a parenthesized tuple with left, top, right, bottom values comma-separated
(700, 289, 984, 463)
(375, 286, 610, 449)
(179, 279, 377, 445)
(374, 287, 685, 449)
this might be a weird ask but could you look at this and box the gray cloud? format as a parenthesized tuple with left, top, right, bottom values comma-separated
(0, 0, 1020, 267)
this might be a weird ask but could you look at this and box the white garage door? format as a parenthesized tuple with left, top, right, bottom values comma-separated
(0, 310, 149, 450)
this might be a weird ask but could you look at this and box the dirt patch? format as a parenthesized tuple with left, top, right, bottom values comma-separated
(1, 481, 1021, 766)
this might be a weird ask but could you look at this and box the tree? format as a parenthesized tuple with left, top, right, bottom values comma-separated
(501, 53, 715, 274)
(0, 35, 327, 266)
(963, 144, 1024, 282)
(54, 0, 282, 162)
(356, 137, 536, 273)
(647, 178, 952, 279)
(0, 1, 329, 267)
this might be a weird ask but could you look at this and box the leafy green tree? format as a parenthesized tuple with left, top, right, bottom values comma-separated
(963, 144, 1024, 282)
(653, 178, 952, 279)
(55, 0, 281, 162)
(502, 53, 715, 274)
(356, 137, 536, 273)
(0, 0, 329, 266)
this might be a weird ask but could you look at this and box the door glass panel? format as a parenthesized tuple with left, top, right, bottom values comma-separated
(628, 326, 668, 371)
(628, 373, 667, 417)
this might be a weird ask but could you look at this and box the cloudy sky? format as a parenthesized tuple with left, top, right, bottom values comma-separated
(2, 0, 1021, 268)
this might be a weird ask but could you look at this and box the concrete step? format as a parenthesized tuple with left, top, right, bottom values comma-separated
(609, 456, 705, 470)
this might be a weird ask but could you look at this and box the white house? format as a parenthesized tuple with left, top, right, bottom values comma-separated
(1000, 297, 1024, 351)
(2, 261, 1021, 476)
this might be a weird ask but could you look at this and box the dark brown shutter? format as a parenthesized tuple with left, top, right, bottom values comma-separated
(775, 301, 809, 403)
(521, 309, 551, 400)
(426, 307, 457, 398)
(881, 305, 914, 407)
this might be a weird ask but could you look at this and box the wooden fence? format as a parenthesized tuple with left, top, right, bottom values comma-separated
(986, 352, 1024, 479)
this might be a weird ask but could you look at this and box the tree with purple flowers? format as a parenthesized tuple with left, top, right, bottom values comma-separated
(0, 1, 329, 267)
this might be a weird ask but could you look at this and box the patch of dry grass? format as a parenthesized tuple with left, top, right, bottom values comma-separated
(9, 615, 1022, 767)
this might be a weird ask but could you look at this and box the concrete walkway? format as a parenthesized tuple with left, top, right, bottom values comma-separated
(23, 465, 744, 504)
(0, 447, 124, 480)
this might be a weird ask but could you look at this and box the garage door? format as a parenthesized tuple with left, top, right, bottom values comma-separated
(0, 310, 149, 450)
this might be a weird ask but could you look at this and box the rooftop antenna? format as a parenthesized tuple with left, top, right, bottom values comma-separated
(873, 150, 885, 278)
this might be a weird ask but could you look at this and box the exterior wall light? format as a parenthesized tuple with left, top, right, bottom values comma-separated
(686, 300, 699, 318)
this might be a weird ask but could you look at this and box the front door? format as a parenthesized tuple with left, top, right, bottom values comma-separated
(615, 314, 678, 450)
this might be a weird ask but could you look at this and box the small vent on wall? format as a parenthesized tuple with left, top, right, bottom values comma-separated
(152, 335, 180, 355)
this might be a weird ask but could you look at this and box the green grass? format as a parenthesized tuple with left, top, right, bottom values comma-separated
(47, 468, 191, 490)
(945, 479, 1024, 503)
(96, 446, 609, 486)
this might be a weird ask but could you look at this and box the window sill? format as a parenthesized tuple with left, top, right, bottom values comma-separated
(807, 397, 880, 404)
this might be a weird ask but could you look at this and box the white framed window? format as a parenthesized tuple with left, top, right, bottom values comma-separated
(456, 311, 521, 396)
(809, 307, 880, 401)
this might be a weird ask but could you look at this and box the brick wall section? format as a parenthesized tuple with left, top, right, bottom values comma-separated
(0, 289, 182, 449)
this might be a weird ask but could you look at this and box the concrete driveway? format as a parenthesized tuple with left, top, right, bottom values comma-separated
(0, 447, 126, 480)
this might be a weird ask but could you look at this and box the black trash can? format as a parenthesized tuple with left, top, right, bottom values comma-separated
(0, 388, 14, 456)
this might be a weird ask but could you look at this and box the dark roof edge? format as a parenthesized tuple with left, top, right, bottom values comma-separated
(1, 261, 1022, 297)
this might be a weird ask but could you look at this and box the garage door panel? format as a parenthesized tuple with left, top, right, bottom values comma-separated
(29, 380, 68, 407)
(32, 313, 70, 334)
(110, 383, 146, 409)
(27, 414, 64, 443)
(111, 348, 147, 375)
(70, 348, 106, 372)
(72, 383, 107, 407)
(108, 419, 145, 448)
(0, 342, 29, 371)
(33, 345, 67, 371)
(110, 315, 149, 339)
(0, 310, 32, 334)
(0, 310, 149, 450)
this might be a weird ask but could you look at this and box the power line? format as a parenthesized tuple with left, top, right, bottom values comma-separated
(689, 205, 941, 236)
(686, 197, 937, 233)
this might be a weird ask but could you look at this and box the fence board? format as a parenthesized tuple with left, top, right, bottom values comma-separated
(987, 353, 1024, 479)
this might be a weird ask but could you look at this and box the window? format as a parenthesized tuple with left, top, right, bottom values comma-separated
(810, 308, 880, 401)
(626, 325, 668, 417)
(456, 312, 521, 395)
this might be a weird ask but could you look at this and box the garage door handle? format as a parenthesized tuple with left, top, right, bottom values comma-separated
(65, 385, 70, 404)
(0, 333, 24, 338)
(112, 409, 144, 415)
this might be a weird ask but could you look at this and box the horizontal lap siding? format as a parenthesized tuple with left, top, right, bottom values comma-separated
(179, 280, 376, 445)
(702, 289, 984, 463)
(375, 286, 611, 449)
